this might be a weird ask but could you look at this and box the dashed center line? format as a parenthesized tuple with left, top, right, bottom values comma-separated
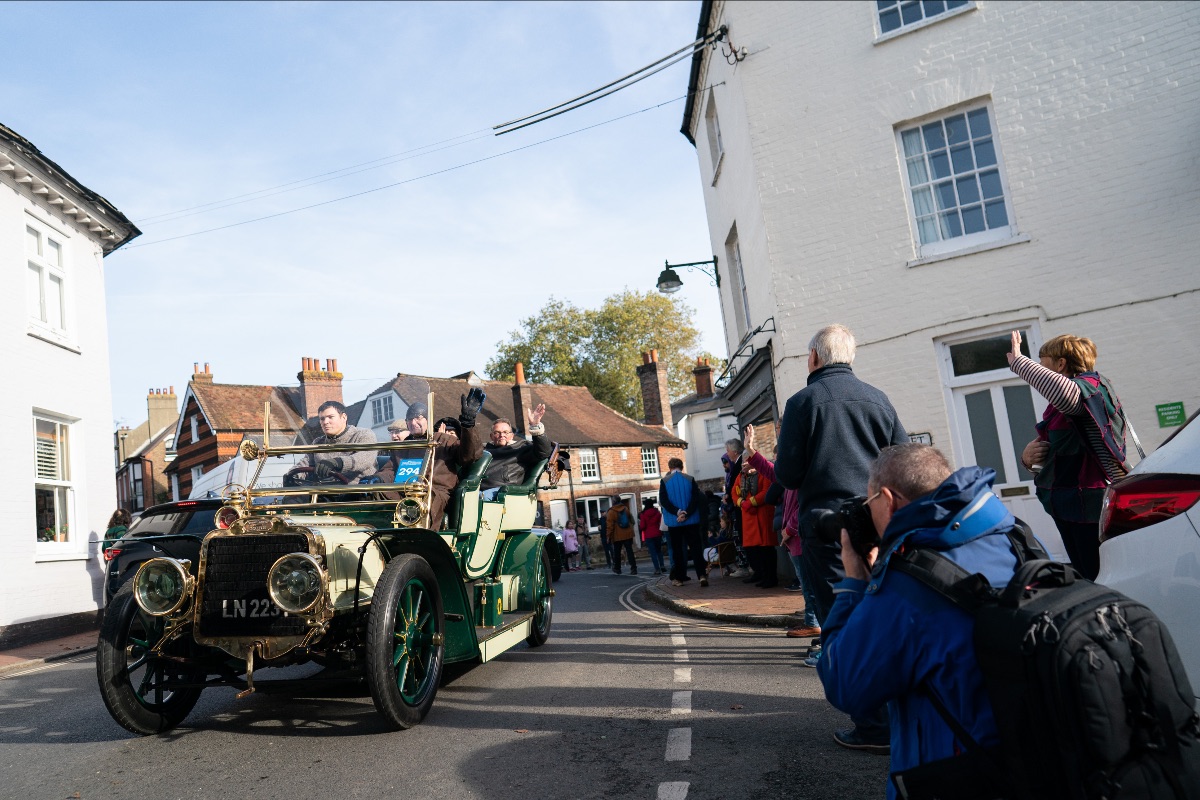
(674, 667, 691, 683)
(657, 782, 689, 800)
(665, 727, 692, 761)
(670, 634, 687, 648)
(671, 691, 692, 715)
(672, 649, 689, 663)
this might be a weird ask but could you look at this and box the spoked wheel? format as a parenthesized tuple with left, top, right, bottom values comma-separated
(367, 554, 445, 730)
(526, 547, 553, 647)
(96, 584, 204, 735)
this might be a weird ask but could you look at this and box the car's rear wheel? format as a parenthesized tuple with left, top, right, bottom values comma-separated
(366, 554, 445, 730)
(96, 584, 204, 735)
(525, 547, 553, 647)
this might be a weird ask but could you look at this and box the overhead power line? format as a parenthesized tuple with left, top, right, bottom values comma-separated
(492, 26, 726, 136)
(116, 93, 691, 252)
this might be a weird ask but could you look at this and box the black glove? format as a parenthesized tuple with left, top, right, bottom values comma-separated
(459, 387, 486, 428)
(315, 457, 343, 480)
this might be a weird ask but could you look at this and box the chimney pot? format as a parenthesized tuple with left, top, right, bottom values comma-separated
(204, 363, 210, 374)
(642, 352, 650, 365)
(193, 362, 199, 374)
(169, 385, 175, 395)
(515, 362, 526, 385)
(331, 358, 338, 373)
(650, 349, 659, 363)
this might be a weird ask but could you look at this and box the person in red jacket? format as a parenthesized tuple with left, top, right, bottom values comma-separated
(733, 454, 778, 588)
(638, 498, 665, 575)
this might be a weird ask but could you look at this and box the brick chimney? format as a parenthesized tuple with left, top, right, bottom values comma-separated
(297, 357, 344, 420)
(146, 386, 179, 436)
(692, 357, 714, 399)
(511, 361, 533, 432)
(637, 349, 673, 430)
(192, 362, 213, 384)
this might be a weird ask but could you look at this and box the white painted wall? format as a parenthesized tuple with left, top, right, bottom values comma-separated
(676, 408, 738, 484)
(1, 166, 120, 627)
(689, 0, 1200, 454)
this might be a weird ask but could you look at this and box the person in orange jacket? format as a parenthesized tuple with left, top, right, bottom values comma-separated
(733, 455, 779, 588)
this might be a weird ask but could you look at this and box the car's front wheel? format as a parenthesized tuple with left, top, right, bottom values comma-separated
(366, 554, 445, 730)
(95, 583, 204, 735)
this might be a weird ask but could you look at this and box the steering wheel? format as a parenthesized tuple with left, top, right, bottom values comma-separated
(283, 466, 350, 487)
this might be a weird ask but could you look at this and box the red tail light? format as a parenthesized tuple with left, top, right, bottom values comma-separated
(103, 548, 121, 562)
(1100, 474, 1200, 542)
(215, 507, 240, 529)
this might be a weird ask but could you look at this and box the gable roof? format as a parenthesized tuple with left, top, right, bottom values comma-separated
(671, 390, 733, 419)
(364, 373, 686, 448)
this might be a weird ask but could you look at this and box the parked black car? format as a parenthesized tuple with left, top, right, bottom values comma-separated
(102, 499, 224, 603)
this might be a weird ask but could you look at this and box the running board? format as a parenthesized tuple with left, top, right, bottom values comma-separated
(475, 613, 533, 662)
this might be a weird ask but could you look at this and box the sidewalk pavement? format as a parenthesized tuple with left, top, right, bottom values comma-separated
(0, 630, 98, 678)
(641, 566, 811, 629)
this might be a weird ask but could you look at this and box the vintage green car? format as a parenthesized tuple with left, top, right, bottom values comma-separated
(96, 386, 557, 735)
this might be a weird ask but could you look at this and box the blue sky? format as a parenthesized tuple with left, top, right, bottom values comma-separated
(4, 1, 720, 427)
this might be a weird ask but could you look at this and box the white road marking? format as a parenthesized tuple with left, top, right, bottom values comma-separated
(669, 624, 682, 632)
(671, 691, 692, 715)
(670, 634, 687, 648)
(665, 728, 692, 761)
(657, 782, 689, 799)
(617, 584, 785, 635)
(673, 649, 689, 663)
(0, 652, 93, 681)
(674, 667, 691, 683)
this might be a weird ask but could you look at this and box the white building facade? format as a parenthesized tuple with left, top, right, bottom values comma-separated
(682, 1, 1200, 555)
(0, 125, 139, 645)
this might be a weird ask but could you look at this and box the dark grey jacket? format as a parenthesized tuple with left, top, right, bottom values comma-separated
(481, 430, 552, 491)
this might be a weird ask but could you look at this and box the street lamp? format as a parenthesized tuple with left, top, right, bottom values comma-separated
(656, 256, 720, 294)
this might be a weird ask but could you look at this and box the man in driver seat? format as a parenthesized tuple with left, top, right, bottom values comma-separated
(298, 400, 379, 483)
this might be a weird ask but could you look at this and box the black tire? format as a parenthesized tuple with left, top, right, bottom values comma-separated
(96, 583, 204, 735)
(366, 554, 445, 730)
(526, 547, 553, 647)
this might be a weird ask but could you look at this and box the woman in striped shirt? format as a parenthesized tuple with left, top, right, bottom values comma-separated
(1007, 331, 1130, 579)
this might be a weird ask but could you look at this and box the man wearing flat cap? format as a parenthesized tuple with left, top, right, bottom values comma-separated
(379, 391, 486, 528)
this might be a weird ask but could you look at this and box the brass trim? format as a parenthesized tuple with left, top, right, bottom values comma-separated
(133, 558, 195, 617)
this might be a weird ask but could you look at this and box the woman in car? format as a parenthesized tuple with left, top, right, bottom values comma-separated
(1007, 331, 1132, 579)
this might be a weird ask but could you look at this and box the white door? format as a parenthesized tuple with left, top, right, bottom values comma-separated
(549, 499, 569, 529)
(940, 329, 1068, 561)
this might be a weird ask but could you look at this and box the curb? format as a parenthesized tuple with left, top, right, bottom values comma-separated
(0, 645, 97, 678)
(641, 583, 801, 628)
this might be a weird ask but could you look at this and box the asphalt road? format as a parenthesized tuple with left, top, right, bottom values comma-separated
(0, 571, 889, 800)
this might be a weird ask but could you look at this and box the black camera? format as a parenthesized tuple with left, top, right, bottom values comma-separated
(813, 496, 879, 561)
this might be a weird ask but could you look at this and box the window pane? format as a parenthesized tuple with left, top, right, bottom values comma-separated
(930, 151, 952, 179)
(900, 0, 923, 24)
(974, 138, 997, 167)
(947, 0, 968, 7)
(912, 187, 935, 216)
(985, 199, 1009, 228)
(935, 181, 956, 210)
(27, 264, 44, 321)
(940, 211, 962, 238)
(1003, 385, 1039, 482)
(47, 238, 62, 267)
(923, 0, 946, 14)
(979, 169, 1003, 199)
(949, 334, 1023, 376)
(916, 216, 939, 244)
(46, 275, 63, 330)
(950, 144, 974, 173)
(922, 122, 945, 151)
(965, 390, 1008, 484)
(906, 156, 929, 185)
(880, 8, 902, 32)
(879, 0, 897, 9)
(945, 114, 969, 145)
(901, 128, 924, 156)
(35, 418, 67, 480)
(35, 485, 68, 542)
(26, 226, 41, 256)
(967, 107, 991, 137)
(962, 204, 985, 234)
(956, 175, 980, 205)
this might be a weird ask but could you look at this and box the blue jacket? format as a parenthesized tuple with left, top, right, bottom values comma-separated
(659, 471, 700, 527)
(816, 467, 1021, 799)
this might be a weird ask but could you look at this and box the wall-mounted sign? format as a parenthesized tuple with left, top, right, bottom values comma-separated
(909, 432, 933, 445)
(1156, 402, 1186, 428)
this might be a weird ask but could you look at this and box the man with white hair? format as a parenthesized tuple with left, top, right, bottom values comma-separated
(773, 323, 907, 754)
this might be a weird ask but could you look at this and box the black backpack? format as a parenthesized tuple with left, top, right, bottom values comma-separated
(890, 525, 1200, 800)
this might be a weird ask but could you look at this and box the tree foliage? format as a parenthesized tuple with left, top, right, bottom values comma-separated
(486, 290, 716, 419)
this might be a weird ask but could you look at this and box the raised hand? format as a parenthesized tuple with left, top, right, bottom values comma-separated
(743, 424, 756, 455)
(1007, 330, 1023, 365)
(528, 403, 546, 427)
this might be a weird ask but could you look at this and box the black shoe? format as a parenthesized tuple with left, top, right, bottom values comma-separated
(631, 567, 638, 575)
(832, 728, 890, 755)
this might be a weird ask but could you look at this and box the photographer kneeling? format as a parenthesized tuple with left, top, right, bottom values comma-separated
(816, 443, 1028, 799)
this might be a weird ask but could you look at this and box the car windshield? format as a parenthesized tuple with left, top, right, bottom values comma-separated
(126, 510, 188, 537)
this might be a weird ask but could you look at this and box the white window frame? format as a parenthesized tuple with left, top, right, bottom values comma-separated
(170, 473, 180, 502)
(578, 447, 600, 482)
(371, 394, 395, 426)
(191, 465, 204, 485)
(25, 218, 70, 344)
(33, 413, 77, 558)
(641, 446, 659, 477)
(704, 417, 725, 449)
(896, 101, 1018, 261)
(874, 0, 975, 42)
(704, 89, 725, 184)
(190, 415, 199, 442)
(725, 225, 751, 337)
